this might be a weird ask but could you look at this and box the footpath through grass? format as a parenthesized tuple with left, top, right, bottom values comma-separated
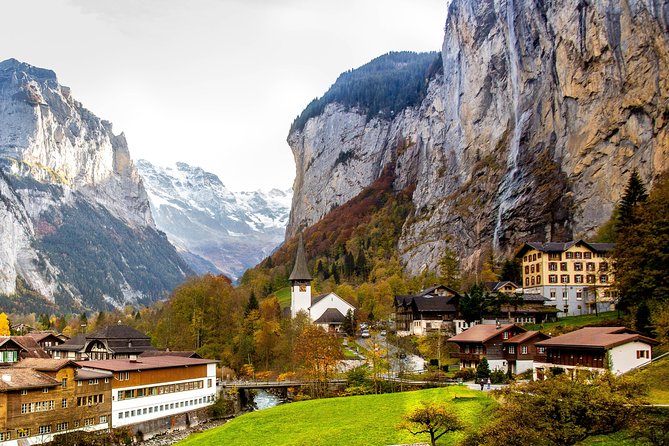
(179, 386, 495, 446)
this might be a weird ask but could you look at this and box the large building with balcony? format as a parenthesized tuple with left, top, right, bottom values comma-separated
(515, 241, 616, 317)
(533, 327, 658, 379)
(394, 285, 473, 336)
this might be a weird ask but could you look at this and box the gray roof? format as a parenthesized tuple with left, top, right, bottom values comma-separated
(517, 240, 615, 257)
(289, 233, 312, 281)
(313, 308, 346, 324)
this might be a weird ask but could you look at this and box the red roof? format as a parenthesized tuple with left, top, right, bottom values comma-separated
(503, 331, 548, 344)
(448, 324, 525, 343)
(535, 327, 659, 349)
(76, 356, 217, 372)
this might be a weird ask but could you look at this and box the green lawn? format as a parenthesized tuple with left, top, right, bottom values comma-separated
(628, 356, 669, 404)
(525, 311, 623, 336)
(272, 287, 291, 309)
(179, 387, 495, 446)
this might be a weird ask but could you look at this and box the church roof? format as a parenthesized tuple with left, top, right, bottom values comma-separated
(313, 308, 346, 324)
(289, 233, 312, 281)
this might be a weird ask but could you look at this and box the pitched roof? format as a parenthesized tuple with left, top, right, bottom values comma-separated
(313, 308, 346, 324)
(516, 240, 616, 258)
(24, 332, 61, 343)
(535, 327, 659, 349)
(2, 336, 51, 358)
(13, 358, 75, 371)
(140, 350, 202, 359)
(77, 356, 217, 372)
(503, 331, 548, 344)
(76, 369, 113, 380)
(483, 281, 520, 292)
(521, 293, 549, 302)
(310, 292, 355, 310)
(50, 333, 86, 351)
(289, 233, 312, 281)
(87, 325, 150, 340)
(448, 324, 526, 343)
(0, 369, 59, 391)
(412, 296, 457, 312)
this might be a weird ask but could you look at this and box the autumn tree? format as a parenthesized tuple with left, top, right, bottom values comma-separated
(0, 313, 10, 336)
(292, 324, 343, 396)
(399, 402, 464, 446)
(438, 248, 461, 290)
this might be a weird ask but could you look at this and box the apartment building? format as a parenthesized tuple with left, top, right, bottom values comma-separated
(78, 356, 217, 430)
(516, 240, 616, 316)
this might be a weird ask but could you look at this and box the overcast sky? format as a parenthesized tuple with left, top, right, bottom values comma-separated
(2, 0, 447, 191)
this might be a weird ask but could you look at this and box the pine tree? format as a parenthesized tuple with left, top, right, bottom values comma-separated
(245, 291, 259, 317)
(476, 357, 491, 379)
(617, 169, 648, 231)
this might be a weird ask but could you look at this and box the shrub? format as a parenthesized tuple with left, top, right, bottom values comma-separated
(453, 368, 475, 381)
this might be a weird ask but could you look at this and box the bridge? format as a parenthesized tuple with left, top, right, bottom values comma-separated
(219, 379, 347, 390)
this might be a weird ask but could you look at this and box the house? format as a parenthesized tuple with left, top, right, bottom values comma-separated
(515, 240, 616, 316)
(78, 356, 217, 432)
(24, 332, 65, 350)
(49, 325, 154, 360)
(0, 337, 51, 364)
(289, 235, 356, 331)
(502, 330, 550, 374)
(0, 359, 112, 446)
(448, 323, 545, 373)
(394, 285, 470, 336)
(533, 327, 659, 379)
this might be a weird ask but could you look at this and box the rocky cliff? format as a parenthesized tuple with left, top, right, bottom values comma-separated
(0, 59, 191, 311)
(286, 0, 669, 275)
(137, 160, 291, 280)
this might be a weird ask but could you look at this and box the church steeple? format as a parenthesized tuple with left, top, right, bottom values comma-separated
(290, 233, 312, 318)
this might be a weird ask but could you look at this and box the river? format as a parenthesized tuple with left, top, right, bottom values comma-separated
(252, 389, 283, 410)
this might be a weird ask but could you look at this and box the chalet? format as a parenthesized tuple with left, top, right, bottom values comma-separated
(394, 285, 471, 336)
(533, 327, 659, 379)
(516, 240, 616, 316)
(49, 325, 154, 360)
(0, 359, 111, 446)
(78, 356, 217, 432)
(448, 323, 545, 373)
(24, 332, 65, 351)
(502, 330, 550, 374)
(289, 235, 356, 331)
(0, 337, 50, 364)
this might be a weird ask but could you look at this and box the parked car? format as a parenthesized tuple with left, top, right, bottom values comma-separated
(380, 330, 387, 336)
(361, 330, 370, 338)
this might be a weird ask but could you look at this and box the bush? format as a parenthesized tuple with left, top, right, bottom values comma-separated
(210, 395, 235, 418)
(453, 368, 475, 381)
(490, 369, 509, 384)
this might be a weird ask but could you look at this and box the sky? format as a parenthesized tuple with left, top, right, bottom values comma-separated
(2, 0, 447, 191)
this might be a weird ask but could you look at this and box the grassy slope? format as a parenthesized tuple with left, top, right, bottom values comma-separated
(273, 287, 291, 309)
(628, 356, 669, 404)
(524, 311, 622, 336)
(180, 387, 495, 446)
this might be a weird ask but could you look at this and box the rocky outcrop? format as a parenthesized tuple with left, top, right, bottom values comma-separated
(287, 0, 669, 274)
(0, 59, 191, 310)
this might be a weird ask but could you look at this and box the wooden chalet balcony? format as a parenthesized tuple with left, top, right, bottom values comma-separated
(450, 352, 485, 361)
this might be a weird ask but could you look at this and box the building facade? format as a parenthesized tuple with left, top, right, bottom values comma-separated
(516, 241, 616, 317)
(49, 325, 154, 360)
(394, 285, 471, 336)
(533, 327, 658, 379)
(78, 356, 217, 430)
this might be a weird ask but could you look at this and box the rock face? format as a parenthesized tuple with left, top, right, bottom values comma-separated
(286, 0, 669, 274)
(0, 59, 191, 311)
(137, 160, 291, 280)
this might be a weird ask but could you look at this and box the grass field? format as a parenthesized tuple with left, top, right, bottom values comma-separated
(628, 356, 669, 404)
(525, 311, 623, 335)
(272, 287, 291, 309)
(179, 387, 495, 446)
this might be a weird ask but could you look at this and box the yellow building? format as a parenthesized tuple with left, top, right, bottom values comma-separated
(515, 241, 616, 316)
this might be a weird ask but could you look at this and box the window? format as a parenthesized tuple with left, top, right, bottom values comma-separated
(531, 264, 535, 274)
(39, 425, 51, 435)
(508, 345, 515, 354)
(61, 378, 67, 389)
(561, 274, 570, 283)
(600, 262, 609, 271)
(584, 252, 592, 259)
(21, 389, 27, 395)
(104, 377, 109, 383)
(0, 432, 10, 441)
(548, 253, 561, 260)
(42, 388, 49, 393)
(550, 289, 556, 300)
(574, 262, 583, 271)
(563, 290, 569, 300)
(549, 275, 558, 284)
(532, 253, 537, 261)
(525, 277, 530, 286)
(57, 421, 69, 431)
(536, 275, 541, 285)
(600, 275, 609, 284)
(100, 415, 107, 424)
(124, 411, 129, 418)
(118, 412, 123, 419)
(61, 398, 67, 409)
(17, 429, 30, 438)
(565, 252, 573, 259)
(548, 262, 557, 271)
(636, 350, 650, 359)
(576, 290, 583, 300)
(77, 380, 82, 387)
(537, 346, 545, 354)
(131, 410, 135, 417)
(586, 262, 595, 271)
(521, 346, 528, 354)
(525, 265, 529, 274)
(531, 276, 535, 285)
(575, 275, 583, 283)
(560, 262, 568, 271)
(536, 263, 541, 272)
(503, 332, 509, 340)
(208, 379, 213, 388)
(574, 252, 582, 259)
(74, 421, 80, 428)
(88, 379, 98, 385)
(143, 408, 147, 414)
(524, 256, 527, 262)
(84, 418, 94, 426)
(587, 274, 596, 284)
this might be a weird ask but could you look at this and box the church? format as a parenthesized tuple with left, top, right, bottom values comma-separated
(289, 235, 356, 332)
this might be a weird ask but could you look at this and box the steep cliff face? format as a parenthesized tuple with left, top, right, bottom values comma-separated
(0, 59, 191, 311)
(287, 0, 669, 275)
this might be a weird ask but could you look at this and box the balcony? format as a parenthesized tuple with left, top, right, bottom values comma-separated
(450, 352, 485, 361)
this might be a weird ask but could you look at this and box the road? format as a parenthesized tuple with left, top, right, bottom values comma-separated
(357, 334, 425, 374)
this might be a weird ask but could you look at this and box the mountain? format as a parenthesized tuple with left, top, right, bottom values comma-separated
(0, 59, 192, 312)
(286, 0, 669, 274)
(136, 160, 291, 280)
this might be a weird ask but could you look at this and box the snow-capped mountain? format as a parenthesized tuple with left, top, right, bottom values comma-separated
(136, 160, 291, 279)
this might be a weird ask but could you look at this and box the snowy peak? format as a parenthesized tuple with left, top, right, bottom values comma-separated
(137, 160, 291, 279)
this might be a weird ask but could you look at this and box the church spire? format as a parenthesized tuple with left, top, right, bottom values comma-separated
(289, 233, 312, 282)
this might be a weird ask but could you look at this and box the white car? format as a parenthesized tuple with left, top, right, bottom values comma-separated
(361, 330, 370, 338)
